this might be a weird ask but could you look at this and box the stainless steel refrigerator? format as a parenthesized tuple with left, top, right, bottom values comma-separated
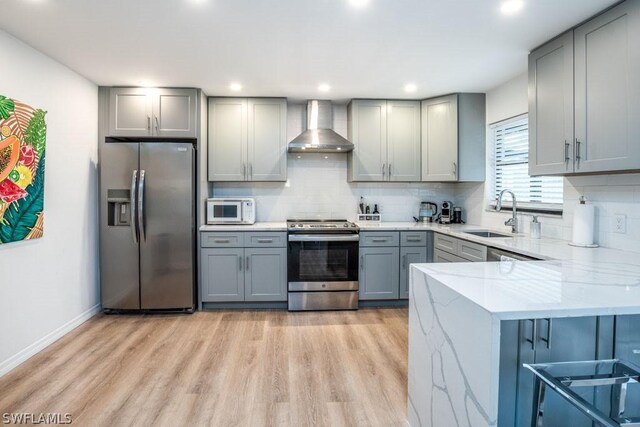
(100, 140, 195, 312)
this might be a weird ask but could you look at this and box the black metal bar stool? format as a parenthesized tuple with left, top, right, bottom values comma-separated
(524, 359, 640, 427)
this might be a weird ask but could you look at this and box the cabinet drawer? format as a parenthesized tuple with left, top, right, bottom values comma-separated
(360, 232, 400, 247)
(245, 232, 287, 248)
(458, 240, 487, 262)
(400, 231, 428, 247)
(433, 249, 467, 263)
(201, 232, 244, 248)
(434, 233, 457, 255)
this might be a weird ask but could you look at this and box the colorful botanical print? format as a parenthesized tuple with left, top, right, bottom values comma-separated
(0, 95, 47, 243)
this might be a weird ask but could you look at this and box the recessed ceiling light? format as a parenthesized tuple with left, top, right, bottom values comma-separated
(349, 0, 370, 8)
(404, 83, 417, 93)
(229, 82, 242, 91)
(500, 0, 524, 15)
(318, 83, 331, 92)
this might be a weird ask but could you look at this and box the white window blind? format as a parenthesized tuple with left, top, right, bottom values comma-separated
(492, 115, 563, 206)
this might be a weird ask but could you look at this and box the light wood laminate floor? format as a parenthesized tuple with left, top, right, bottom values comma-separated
(0, 308, 408, 426)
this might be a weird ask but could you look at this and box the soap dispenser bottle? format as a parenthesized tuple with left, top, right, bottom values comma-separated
(530, 216, 541, 239)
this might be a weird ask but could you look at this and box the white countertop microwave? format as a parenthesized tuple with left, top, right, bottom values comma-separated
(206, 198, 256, 224)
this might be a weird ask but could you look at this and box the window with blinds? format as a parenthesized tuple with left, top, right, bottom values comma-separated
(491, 114, 563, 207)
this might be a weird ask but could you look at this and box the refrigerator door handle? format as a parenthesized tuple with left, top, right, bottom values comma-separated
(131, 170, 138, 243)
(138, 170, 146, 241)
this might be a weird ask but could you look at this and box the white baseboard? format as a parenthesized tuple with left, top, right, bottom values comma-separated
(0, 303, 101, 378)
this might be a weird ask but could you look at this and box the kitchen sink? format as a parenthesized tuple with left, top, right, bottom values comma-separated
(463, 230, 514, 238)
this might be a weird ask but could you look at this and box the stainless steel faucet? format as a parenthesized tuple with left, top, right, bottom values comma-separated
(496, 189, 518, 233)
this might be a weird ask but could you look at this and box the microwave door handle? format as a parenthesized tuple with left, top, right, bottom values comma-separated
(138, 170, 146, 241)
(130, 170, 138, 243)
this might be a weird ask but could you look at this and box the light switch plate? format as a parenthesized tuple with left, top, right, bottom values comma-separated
(614, 214, 627, 234)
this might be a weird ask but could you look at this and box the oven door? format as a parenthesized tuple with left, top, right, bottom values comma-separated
(207, 200, 242, 223)
(288, 234, 359, 289)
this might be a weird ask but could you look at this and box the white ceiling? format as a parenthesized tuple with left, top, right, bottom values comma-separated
(0, 0, 617, 101)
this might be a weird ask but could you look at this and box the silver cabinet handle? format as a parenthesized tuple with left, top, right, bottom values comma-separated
(382, 163, 386, 179)
(257, 239, 273, 243)
(242, 163, 247, 180)
(360, 255, 364, 270)
(564, 140, 570, 163)
(147, 116, 151, 131)
(137, 170, 146, 241)
(246, 256, 250, 271)
(249, 163, 253, 179)
(372, 238, 388, 243)
(452, 162, 457, 176)
(540, 318, 552, 349)
(214, 239, 230, 243)
(576, 139, 582, 166)
(525, 319, 537, 351)
(239, 255, 243, 271)
(130, 170, 138, 243)
(402, 254, 407, 270)
(388, 163, 392, 178)
(406, 237, 421, 242)
(154, 116, 159, 133)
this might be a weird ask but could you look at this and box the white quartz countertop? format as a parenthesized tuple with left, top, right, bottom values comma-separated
(199, 222, 287, 232)
(413, 260, 640, 320)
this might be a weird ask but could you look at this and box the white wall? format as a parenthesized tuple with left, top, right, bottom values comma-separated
(459, 72, 640, 253)
(0, 30, 99, 375)
(213, 103, 458, 221)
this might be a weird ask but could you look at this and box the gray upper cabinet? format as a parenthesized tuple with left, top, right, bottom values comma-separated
(421, 93, 485, 182)
(108, 88, 153, 137)
(528, 31, 575, 175)
(348, 99, 422, 182)
(108, 87, 197, 138)
(244, 247, 287, 302)
(359, 246, 400, 300)
(387, 101, 421, 181)
(574, 0, 640, 173)
(152, 88, 198, 138)
(247, 98, 287, 181)
(208, 97, 287, 182)
(348, 100, 387, 181)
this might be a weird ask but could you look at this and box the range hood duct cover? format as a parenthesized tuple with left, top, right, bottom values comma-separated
(288, 100, 355, 153)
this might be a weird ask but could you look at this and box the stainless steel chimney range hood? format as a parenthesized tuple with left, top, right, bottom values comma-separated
(288, 100, 355, 153)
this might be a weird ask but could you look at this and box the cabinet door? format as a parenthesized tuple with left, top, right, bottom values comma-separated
(422, 95, 458, 182)
(516, 317, 599, 427)
(247, 98, 287, 181)
(359, 247, 399, 300)
(244, 247, 287, 302)
(433, 249, 466, 263)
(152, 88, 197, 138)
(108, 87, 152, 137)
(208, 98, 248, 181)
(201, 248, 244, 302)
(349, 100, 387, 181)
(387, 101, 421, 181)
(528, 32, 575, 175)
(574, 1, 640, 173)
(399, 246, 427, 299)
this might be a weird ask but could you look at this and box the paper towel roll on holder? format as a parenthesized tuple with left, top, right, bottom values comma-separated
(569, 196, 599, 248)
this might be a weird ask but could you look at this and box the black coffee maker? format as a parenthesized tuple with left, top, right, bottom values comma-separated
(452, 207, 464, 224)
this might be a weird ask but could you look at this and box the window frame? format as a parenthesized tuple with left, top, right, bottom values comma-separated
(487, 114, 564, 216)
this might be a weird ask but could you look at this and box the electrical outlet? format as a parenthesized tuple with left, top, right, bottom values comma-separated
(614, 214, 627, 234)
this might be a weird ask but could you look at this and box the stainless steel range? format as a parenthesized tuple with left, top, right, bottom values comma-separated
(287, 219, 359, 311)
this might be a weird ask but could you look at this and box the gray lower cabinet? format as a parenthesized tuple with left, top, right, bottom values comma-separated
(200, 231, 287, 303)
(201, 248, 245, 301)
(244, 248, 287, 301)
(500, 316, 603, 427)
(399, 246, 427, 299)
(359, 247, 400, 300)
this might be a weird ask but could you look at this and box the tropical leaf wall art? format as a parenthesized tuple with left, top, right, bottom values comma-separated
(0, 94, 47, 244)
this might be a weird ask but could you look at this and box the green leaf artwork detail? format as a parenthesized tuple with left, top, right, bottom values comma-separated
(24, 109, 47, 155)
(0, 96, 15, 120)
(0, 156, 45, 243)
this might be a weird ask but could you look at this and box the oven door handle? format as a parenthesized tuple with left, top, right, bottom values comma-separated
(288, 234, 360, 242)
